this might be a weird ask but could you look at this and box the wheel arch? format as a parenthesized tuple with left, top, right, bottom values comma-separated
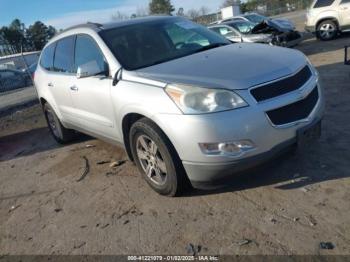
(316, 17, 339, 31)
(121, 113, 181, 166)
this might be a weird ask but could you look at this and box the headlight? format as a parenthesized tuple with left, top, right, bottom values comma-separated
(165, 84, 248, 114)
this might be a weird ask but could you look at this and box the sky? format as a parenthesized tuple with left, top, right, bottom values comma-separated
(0, 0, 222, 29)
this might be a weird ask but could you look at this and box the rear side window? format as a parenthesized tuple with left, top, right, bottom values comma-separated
(53, 36, 75, 73)
(313, 0, 335, 8)
(40, 43, 56, 71)
(74, 35, 105, 73)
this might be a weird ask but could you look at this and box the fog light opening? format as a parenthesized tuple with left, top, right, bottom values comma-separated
(199, 140, 255, 156)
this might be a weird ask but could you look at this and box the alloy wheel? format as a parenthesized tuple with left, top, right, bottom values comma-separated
(319, 23, 336, 39)
(136, 135, 167, 186)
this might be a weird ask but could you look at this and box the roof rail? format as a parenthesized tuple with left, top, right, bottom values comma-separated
(86, 22, 104, 28)
(56, 22, 104, 36)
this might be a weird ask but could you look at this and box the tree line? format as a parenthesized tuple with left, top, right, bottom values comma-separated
(0, 19, 57, 56)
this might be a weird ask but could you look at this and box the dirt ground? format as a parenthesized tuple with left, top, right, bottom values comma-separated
(0, 17, 350, 255)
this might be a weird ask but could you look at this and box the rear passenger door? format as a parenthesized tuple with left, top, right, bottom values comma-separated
(70, 34, 116, 139)
(49, 36, 77, 123)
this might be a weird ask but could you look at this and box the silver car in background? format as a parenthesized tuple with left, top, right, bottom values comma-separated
(34, 16, 324, 196)
(217, 13, 302, 47)
(209, 20, 273, 44)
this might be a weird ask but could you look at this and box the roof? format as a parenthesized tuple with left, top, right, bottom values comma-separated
(58, 15, 175, 35)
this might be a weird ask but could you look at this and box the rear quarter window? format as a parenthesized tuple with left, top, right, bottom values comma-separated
(40, 43, 56, 71)
(313, 0, 336, 8)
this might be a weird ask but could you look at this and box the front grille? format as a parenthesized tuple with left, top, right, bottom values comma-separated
(266, 86, 319, 126)
(251, 65, 312, 102)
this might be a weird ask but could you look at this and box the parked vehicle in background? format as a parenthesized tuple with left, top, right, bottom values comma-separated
(214, 13, 302, 47)
(305, 0, 350, 40)
(35, 16, 324, 196)
(0, 68, 32, 92)
(221, 13, 296, 30)
(209, 21, 273, 44)
(22, 62, 37, 80)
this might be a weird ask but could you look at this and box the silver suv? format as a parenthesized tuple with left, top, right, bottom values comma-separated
(305, 0, 350, 40)
(35, 16, 324, 196)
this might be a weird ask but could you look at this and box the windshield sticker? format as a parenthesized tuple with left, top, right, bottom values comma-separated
(175, 21, 198, 29)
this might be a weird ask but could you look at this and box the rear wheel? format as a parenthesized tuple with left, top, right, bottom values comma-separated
(130, 118, 189, 196)
(316, 20, 338, 41)
(43, 103, 75, 144)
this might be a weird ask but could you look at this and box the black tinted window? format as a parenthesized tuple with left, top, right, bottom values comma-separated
(74, 35, 105, 73)
(53, 36, 75, 73)
(100, 18, 229, 70)
(314, 0, 335, 7)
(40, 43, 56, 71)
(341, 0, 350, 3)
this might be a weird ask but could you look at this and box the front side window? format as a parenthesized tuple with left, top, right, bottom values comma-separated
(313, 0, 335, 8)
(74, 35, 105, 74)
(40, 43, 56, 71)
(53, 36, 75, 73)
(341, 0, 350, 4)
(99, 17, 230, 70)
(227, 21, 255, 34)
(212, 26, 238, 37)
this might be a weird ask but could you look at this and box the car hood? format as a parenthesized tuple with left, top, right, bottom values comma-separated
(134, 44, 306, 90)
(272, 18, 295, 30)
(252, 19, 294, 33)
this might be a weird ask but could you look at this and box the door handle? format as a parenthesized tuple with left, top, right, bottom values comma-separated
(341, 6, 348, 9)
(48, 82, 53, 87)
(70, 85, 78, 91)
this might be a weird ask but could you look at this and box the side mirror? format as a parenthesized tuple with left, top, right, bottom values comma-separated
(77, 61, 109, 78)
(345, 46, 350, 65)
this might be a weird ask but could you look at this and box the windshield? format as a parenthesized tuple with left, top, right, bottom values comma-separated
(227, 21, 255, 34)
(243, 14, 266, 25)
(99, 17, 230, 70)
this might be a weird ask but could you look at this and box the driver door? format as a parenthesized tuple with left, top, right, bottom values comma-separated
(339, 0, 350, 26)
(70, 34, 117, 140)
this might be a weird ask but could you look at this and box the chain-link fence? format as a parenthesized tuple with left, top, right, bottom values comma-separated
(255, 0, 313, 16)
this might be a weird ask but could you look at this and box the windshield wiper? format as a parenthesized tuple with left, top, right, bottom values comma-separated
(194, 43, 229, 54)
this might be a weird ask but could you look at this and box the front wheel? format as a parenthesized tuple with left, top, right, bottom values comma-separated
(316, 20, 338, 41)
(130, 118, 189, 196)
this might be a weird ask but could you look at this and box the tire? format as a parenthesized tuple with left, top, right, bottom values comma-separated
(43, 103, 75, 144)
(129, 118, 189, 196)
(316, 20, 338, 41)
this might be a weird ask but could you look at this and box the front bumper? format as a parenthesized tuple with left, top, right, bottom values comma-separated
(184, 136, 298, 188)
(153, 73, 324, 186)
(276, 31, 303, 47)
(305, 25, 315, 33)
